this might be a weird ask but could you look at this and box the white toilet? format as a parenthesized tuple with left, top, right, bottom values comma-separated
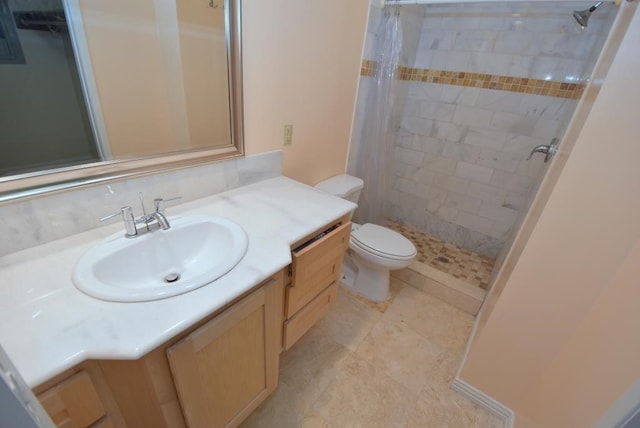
(315, 174, 417, 302)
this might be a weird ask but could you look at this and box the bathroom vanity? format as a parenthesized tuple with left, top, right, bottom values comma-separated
(0, 177, 355, 427)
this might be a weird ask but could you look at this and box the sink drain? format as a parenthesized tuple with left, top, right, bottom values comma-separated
(164, 273, 181, 283)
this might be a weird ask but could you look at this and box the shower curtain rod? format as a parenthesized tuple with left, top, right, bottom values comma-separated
(384, 0, 616, 5)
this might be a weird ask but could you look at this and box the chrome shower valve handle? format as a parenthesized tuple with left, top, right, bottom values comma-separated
(526, 138, 559, 163)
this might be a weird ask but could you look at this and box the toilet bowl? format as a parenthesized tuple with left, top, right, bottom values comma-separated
(315, 175, 417, 302)
(346, 223, 416, 301)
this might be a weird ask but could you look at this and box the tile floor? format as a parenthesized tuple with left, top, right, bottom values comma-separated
(388, 221, 495, 290)
(241, 279, 503, 428)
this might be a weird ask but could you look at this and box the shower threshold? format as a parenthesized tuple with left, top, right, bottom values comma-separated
(387, 221, 495, 315)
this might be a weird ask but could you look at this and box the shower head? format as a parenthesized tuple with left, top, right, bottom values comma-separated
(573, 1, 604, 29)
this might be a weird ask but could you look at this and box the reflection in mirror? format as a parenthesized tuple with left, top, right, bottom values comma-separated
(0, 1, 99, 176)
(0, 0, 243, 200)
(81, 0, 231, 158)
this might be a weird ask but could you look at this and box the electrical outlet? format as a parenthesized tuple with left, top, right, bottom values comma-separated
(283, 124, 293, 146)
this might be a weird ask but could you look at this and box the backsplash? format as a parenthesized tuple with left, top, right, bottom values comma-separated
(0, 151, 282, 257)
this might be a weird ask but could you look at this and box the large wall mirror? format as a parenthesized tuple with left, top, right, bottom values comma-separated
(0, 0, 243, 202)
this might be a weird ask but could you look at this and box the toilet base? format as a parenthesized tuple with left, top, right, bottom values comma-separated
(339, 252, 390, 303)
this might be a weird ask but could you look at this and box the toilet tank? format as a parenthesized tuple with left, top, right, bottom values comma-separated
(314, 174, 364, 204)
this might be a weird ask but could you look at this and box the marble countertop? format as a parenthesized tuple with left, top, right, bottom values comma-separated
(0, 176, 356, 388)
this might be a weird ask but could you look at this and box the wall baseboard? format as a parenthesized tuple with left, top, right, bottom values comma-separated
(452, 377, 514, 428)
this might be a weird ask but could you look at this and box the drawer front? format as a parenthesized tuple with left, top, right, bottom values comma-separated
(38, 371, 106, 428)
(283, 281, 338, 350)
(287, 222, 350, 318)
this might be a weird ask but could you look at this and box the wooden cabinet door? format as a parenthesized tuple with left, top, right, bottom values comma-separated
(37, 371, 106, 428)
(287, 222, 350, 318)
(167, 281, 279, 428)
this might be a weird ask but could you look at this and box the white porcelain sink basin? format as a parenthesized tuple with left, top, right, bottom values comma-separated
(73, 215, 249, 302)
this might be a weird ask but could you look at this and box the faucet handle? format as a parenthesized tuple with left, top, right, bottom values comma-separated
(100, 206, 133, 222)
(154, 196, 182, 213)
(100, 212, 120, 222)
(100, 206, 137, 238)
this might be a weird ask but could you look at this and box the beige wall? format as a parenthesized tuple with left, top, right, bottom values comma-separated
(459, 4, 640, 427)
(242, 0, 370, 185)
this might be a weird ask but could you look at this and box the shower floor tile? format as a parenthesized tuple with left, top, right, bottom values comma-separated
(387, 221, 495, 290)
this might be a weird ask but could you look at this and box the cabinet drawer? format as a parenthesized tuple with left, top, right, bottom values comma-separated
(38, 371, 106, 428)
(287, 222, 350, 318)
(283, 281, 338, 350)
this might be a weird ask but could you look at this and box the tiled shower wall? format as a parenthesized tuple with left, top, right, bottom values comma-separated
(349, 1, 615, 258)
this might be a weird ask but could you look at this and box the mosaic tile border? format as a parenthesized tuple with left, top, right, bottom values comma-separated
(361, 60, 585, 100)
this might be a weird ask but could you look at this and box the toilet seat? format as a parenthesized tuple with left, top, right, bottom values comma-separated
(350, 223, 416, 261)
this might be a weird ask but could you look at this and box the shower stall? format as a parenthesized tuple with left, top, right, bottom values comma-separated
(347, 0, 618, 295)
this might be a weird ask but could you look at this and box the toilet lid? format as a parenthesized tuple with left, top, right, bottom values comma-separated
(351, 223, 417, 260)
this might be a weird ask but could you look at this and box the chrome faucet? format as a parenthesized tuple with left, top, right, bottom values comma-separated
(101, 195, 181, 238)
(143, 211, 171, 231)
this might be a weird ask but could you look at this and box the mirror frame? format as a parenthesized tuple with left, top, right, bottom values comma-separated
(0, 0, 244, 204)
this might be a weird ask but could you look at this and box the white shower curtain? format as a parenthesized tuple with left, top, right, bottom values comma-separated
(354, 5, 403, 225)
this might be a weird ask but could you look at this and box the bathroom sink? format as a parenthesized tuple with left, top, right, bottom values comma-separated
(72, 215, 249, 302)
